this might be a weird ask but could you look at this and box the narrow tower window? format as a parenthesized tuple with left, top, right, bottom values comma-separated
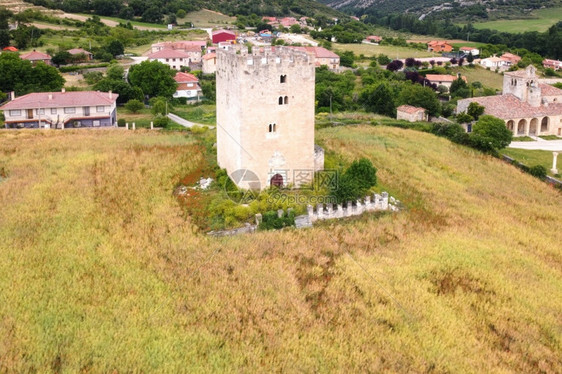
(284, 96, 288, 104)
(280, 75, 287, 83)
(278, 96, 283, 105)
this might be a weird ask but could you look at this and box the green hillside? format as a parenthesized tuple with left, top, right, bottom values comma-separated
(0, 128, 561, 372)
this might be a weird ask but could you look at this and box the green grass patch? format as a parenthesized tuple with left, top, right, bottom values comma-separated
(539, 135, 561, 140)
(179, 9, 236, 27)
(450, 65, 504, 91)
(78, 13, 168, 29)
(332, 43, 436, 59)
(512, 136, 536, 142)
(471, 7, 562, 33)
(173, 104, 216, 126)
(502, 147, 559, 176)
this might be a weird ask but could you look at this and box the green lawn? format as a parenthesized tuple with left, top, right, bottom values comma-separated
(173, 104, 216, 126)
(471, 7, 562, 33)
(78, 13, 167, 29)
(502, 148, 559, 177)
(450, 65, 504, 91)
(332, 43, 436, 59)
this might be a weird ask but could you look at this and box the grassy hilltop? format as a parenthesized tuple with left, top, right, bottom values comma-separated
(0, 127, 561, 372)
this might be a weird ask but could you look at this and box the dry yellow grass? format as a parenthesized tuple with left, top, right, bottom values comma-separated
(0, 127, 561, 372)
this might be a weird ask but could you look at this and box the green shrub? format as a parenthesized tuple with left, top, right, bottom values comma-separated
(153, 114, 169, 128)
(124, 99, 144, 113)
(259, 210, 295, 230)
(528, 165, 547, 179)
(117, 118, 126, 127)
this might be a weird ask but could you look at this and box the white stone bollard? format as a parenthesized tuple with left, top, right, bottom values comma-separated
(316, 203, 324, 220)
(381, 192, 389, 210)
(255, 213, 262, 225)
(150, 121, 154, 130)
(126, 122, 129, 130)
(307, 204, 316, 222)
(132, 122, 136, 130)
(277, 209, 284, 218)
(336, 204, 343, 218)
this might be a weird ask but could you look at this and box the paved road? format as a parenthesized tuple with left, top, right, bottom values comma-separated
(509, 139, 562, 151)
(167, 113, 215, 129)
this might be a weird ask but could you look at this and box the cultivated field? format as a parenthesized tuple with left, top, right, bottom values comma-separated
(0, 127, 561, 372)
(451, 65, 504, 90)
(179, 9, 236, 28)
(332, 43, 436, 59)
(472, 7, 562, 33)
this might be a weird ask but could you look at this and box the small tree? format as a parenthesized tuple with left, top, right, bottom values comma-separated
(467, 102, 485, 120)
(450, 77, 470, 98)
(470, 115, 512, 152)
(467, 52, 474, 64)
(125, 99, 144, 113)
(456, 112, 473, 124)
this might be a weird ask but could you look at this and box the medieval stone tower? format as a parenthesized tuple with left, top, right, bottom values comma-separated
(216, 46, 322, 190)
(503, 65, 542, 107)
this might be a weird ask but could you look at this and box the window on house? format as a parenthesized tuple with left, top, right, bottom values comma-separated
(166, 58, 169, 62)
(280, 75, 287, 83)
(268, 123, 277, 133)
(284, 96, 288, 104)
(9, 110, 21, 116)
(51, 108, 57, 114)
(96, 106, 105, 112)
(36, 109, 45, 115)
(64, 107, 76, 114)
(278, 96, 283, 105)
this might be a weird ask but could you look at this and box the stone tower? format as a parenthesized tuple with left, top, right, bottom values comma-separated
(503, 65, 542, 107)
(216, 46, 321, 190)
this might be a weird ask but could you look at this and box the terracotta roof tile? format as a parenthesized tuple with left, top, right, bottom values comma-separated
(174, 72, 198, 83)
(20, 51, 51, 61)
(0, 91, 117, 111)
(397, 105, 425, 114)
(458, 95, 562, 119)
(147, 49, 191, 59)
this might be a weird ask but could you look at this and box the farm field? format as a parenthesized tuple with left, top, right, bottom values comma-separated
(332, 43, 436, 59)
(450, 65, 504, 90)
(471, 7, 562, 33)
(0, 127, 561, 372)
(179, 9, 236, 28)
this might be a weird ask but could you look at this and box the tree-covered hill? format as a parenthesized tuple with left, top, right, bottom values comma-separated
(22, 0, 343, 21)
(319, 0, 562, 22)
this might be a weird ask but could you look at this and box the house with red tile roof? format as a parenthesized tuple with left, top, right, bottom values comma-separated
(425, 74, 467, 89)
(427, 41, 453, 53)
(365, 35, 382, 44)
(290, 46, 340, 70)
(150, 40, 205, 64)
(0, 90, 118, 129)
(173, 72, 202, 101)
(500, 52, 521, 65)
(397, 105, 427, 122)
(2, 46, 18, 52)
(459, 46, 479, 56)
(457, 65, 562, 136)
(147, 49, 192, 70)
(67, 48, 93, 61)
(20, 50, 52, 65)
(543, 59, 562, 71)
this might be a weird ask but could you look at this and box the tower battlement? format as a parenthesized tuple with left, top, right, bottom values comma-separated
(217, 46, 314, 71)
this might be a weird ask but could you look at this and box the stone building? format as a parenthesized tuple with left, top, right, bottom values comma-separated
(457, 65, 562, 136)
(216, 46, 322, 189)
(396, 105, 427, 122)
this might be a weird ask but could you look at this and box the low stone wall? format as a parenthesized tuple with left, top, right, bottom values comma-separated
(296, 192, 400, 228)
(207, 223, 257, 237)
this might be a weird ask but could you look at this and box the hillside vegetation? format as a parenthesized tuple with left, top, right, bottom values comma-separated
(0, 128, 561, 372)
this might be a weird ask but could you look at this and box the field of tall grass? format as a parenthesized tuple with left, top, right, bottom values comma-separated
(0, 127, 561, 372)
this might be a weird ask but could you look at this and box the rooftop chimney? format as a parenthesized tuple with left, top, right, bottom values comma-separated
(48, 94, 53, 100)
(109, 90, 113, 99)
(9, 91, 15, 101)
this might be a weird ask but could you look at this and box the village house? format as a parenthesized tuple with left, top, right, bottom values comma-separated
(173, 72, 202, 101)
(543, 59, 562, 71)
(67, 48, 93, 61)
(457, 65, 562, 136)
(500, 52, 521, 65)
(427, 41, 453, 53)
(20, 50, 52, 65)
(365, 35, 383, 44)
(396, 105, 427, 122)
(3, 46, 18, 52)
(291, 46, 340, 71)
(0, 90, 118, 129)
(202, 52, 217, 74)
(459, 46, 479, 57)
(149, 40, 205, 64)
(426, 74, 468, 90)
(479, 56, 508, 69)
(146, 49, 192, 70)
(212, 29, 236, 44)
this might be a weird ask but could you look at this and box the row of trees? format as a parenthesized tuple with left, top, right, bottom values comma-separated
(0, 53, 64, 95)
